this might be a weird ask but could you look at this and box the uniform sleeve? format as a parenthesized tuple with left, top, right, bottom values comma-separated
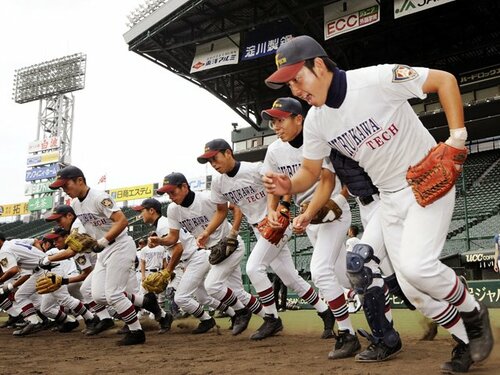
(95, 192, 120, 219)
(210, 175, 227, 204)
(379, 64, 429, 102)
(302, 110, 334, 161)
(322, 157, 335, 173)
(71, 219, 87, 234)
(261, 147, 276, 175)
(167, 204, 181, 230)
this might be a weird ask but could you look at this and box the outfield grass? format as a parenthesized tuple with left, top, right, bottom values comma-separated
(275, 308, 500, 337)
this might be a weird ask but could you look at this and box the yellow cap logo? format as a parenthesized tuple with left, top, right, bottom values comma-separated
(272, 100, 283, 109)
(275, 53, 287, 68)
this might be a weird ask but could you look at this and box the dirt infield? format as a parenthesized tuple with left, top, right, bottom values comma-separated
(0, 315, 498, 375)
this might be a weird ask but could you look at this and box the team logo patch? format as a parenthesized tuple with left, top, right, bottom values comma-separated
(76, 255, 86, 265)
(392, 64, 418, 82)
(101, 198, 114, 208)
(0, 257, 8, 267)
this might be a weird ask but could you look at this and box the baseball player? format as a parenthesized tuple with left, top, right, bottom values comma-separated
(49, 165, 172, 345)
(494, 233, 499, 273)
(151, 172, 265, 335)
(258, 102, 360, 352)
(0, 236, 46, 336)
(39, 227, 97, 333)
(346, 225, 361, 253)
(197, 138, 343, 344)
(43, 204, 115, 335)
(263, 35, 493, 372)
(134, 198, 239, 333)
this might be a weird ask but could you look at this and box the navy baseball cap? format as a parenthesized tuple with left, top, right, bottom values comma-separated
(157, 172, 188, 194)
(261, 98, 303, 120)
(197, 139, 232, 164)
(265, 35, 329, 89)
(132, 198, 162, 213)
(45, 205, 75, 222)
(44, 226, 70, 239)
(49, 166, 85, 189)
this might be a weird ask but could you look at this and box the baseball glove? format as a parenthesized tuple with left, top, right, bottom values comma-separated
(142, 270, 172, 294)
(258, 202, 290, 246)
(36, 273, 63, 294)
(65, 232, 98, 253)
(406, 142, 467, 207)
(300, 199, 342, 224)
(208, 236, 239, 265)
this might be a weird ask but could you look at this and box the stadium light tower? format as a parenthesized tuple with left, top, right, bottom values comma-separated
(12, 53, 87, 218)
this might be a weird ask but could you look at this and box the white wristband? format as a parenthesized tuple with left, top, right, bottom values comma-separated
(97, 237, 110, 248)
(42, 256, 50, 266)
(333, 194, 348, 208)
(445, 127, 467, 148)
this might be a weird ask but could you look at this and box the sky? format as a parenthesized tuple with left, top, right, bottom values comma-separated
(0, 0, 241, 206)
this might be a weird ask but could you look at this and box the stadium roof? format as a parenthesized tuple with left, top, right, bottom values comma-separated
(124, 0, 500, 140)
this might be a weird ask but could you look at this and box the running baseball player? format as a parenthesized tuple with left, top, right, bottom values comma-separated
(49, 165, 172, 345)
(43, 204, 115, 335)
(197, 138, 343, 344)
(0, 236, 46, 336)
(263, 35, 493, 372)
(151, 172, 265, 335)
(134, 198, 239, 333)
(258, 102, 360, 352)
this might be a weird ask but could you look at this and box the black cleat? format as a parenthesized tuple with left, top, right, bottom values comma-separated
(318, 309, 335, 339)
(328, 330, 361, 360)
(142, 293, 163, 321)
(440, 335, 473, 374)
(82, 316, 99, 334)
(85, 318, 115, 336)
(116, 325, 130, 335)
(461, 301, 494, 362)
(192, 317, 216, 334)
(59, 320, 79, 333)
(232, 308, 252, 335)
(159, 312, 173, 334)
(13, 322, 44, 337)
(355, 333, 402, 362)
(117, 329, 146, 346)
(1, 314, 22, 328)
(250, 315, 283, 340)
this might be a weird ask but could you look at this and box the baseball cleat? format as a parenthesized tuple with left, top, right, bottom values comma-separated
(318, 309, 335, 339)
(250, 315, 283, 340)
(0, 314, 23, 329)
(460, 301, 493, 362)
(159, 312, 173, 334)
(440, 335, 473, 374)
(85, 318, 115, 336)
(116, 325, 130, 335)
(232, 308, 252, 335)
(59, 320, 80, 333)
(116, 329, 146, 346)
(192, 317, 216, 334)
(328, 330, 361, 360)
(13, 322, 44, 337)
(355, 336, 402, 362)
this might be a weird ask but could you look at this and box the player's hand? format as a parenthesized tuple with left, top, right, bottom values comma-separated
(262, 172, 291, 196)
(196, 231, 209, 248)
(266, 210, 283, 229)
(148, 236, 160, 247)
(293, 213, 311, 234)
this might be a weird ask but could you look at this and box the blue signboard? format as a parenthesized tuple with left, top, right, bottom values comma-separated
(241, 21, 295, 61)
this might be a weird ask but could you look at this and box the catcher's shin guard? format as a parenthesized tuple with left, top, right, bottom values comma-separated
(346, 244, 382, 295)
(384, 274, 415, 310)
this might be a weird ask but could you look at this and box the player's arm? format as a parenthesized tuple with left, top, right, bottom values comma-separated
(150, 228, 180, 248)
(165, 242, 183, 274)
(67, 266, 92, 284)
(197, 203, 228, 247)
(293, 168, 335, 232)
(228, 203, 242, 235)
(45, 248, 77, 263)
(422, 69, 466, 147)
(266, 193, 292, 228)
(140, 258, 146, 281)
(102, 210, 129, 243)
(0, 266, 20, 284)
(263, 158, 323, 196)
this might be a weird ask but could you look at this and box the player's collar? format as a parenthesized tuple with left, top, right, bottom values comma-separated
(226, 161, 241, 178)
(288, 130, 303, 149)
(325, 67, 347, 109)
(180, 190, 195, 208)
(78, 187, 91, 202)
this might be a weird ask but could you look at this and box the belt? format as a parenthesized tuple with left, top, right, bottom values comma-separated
(146, 268, 158, 272)
(358, 194, 378, 206)
(33, 266, 41, 273)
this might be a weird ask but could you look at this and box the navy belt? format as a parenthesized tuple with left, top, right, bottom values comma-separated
(358, 194, 378, 206)
(147, 268, 158, 272)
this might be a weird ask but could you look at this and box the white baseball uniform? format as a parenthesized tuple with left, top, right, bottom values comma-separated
(302, 63, 475, 331)
(167, 191, 254, 309)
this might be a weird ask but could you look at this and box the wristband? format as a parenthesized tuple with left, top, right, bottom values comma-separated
(61, 278, 69, 285)
(333, 194, 348, 208)
(97, 237, 110, 248)
(278, 200, 291, 210)
(445, 127, 467, 148)
(41, 256, 50, 266)
(229, 229, 239, 238)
